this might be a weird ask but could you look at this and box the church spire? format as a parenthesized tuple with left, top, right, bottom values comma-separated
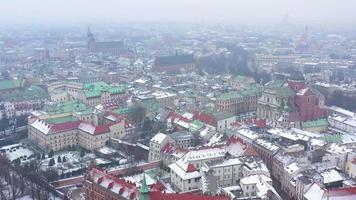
(139, 173, 150, 200)
(87, 26, 95, 41)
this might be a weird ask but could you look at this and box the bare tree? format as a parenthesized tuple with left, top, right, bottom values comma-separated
(0, 154, 10, 199)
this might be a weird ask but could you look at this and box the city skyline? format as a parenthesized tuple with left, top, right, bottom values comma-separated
(0, 0, 356, 28)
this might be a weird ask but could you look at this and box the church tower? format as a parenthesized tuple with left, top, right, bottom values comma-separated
(87, 26, 95, 52)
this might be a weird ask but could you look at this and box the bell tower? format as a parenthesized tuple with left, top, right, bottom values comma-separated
(87, 26, 95, 52)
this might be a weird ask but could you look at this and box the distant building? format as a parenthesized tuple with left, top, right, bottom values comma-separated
(215, 85, 261, 115)
(33, 48, 49, 62)
(79, 82, 128, 107)
(153, 54, 197, 74)
(87, 28, 131, 56)
(257, 80, 326, 127)
(1, 85, 48, 118)
(193, 111, 236, 132)
(328, 106, 356, 134)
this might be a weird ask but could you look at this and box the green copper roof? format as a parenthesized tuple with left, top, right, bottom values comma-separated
(190, 120, 205, 130)
(217, 85, 261, 101)
(234, 75, 255, 83)
(283, 102, 290, 112)
(46, 116, 79, 124)
(322, 134, 341, 144)
(84, 91, 101, 98)
(302, 118, 328, 128)
(139, 173, 150, 200)
(51, 88, 68, 95)
(140, 173, 149, 193)
(46, 100, 87, 115)
(0, 79, 23, 91)
(275, 87, 295, 97)
(83, 81, 126, 98)
(113, 107, 134, 115)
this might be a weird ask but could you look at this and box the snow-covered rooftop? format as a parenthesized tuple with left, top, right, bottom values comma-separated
(151, 133, 168, 144)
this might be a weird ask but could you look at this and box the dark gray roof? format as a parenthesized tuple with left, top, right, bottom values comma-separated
(95, 41, 124, 49)
(155, 54, 195, 67)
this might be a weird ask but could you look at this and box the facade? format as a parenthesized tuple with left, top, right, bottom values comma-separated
(328, 106, 356, 134)
(252, 138, 280, 171)
(28, 100, 128, 151)
(84, 168, 230, 200)
(1, 85, 48, 118)
(229, 75, 256, 90)
(215, 85, 260, 115)
(240, 174, 274, 199)
(79, 82, 127, 107)
(148, 133, 174, 162)
(257, 80, 326, 126)
(193, 111, 236, 132)
(169, 159, 202, 191)
(28, 117, 125, 151)
(346, 157, 356, 179)
(202, 157, 243, 187)
(257, 81, 296, 123)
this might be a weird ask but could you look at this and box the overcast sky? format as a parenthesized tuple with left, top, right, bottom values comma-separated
(0, 0, 355, 27)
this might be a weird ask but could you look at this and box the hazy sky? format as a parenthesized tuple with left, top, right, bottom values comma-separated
(1, 0, 356, 27)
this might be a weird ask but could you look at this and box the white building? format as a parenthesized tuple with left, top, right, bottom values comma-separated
(240, 174, 277, 199)
(202, 157, 243, 187)
(328, 106, 356, 134)
(169, 159, 202, 191)
(148, 133, 173, 162)
(230, 128, 260, 143)
(322, 143, 352, 172)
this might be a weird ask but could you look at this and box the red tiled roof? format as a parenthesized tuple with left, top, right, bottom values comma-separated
(161, 143, 175, 154)
(193, 111, 216, 126)
(89, 168, 230, 200)
(186, 163, 197, 173)
(325, 186, 356, 198)
(242, 145, 259, 156)
(167, 111, 191, 124)
(150, 181, 166, 192)
(352, 158, 356, 165)
(94, 124, 110, 135)
(256, 118, 266, 128)
(108, 181, 114, 189)
(150, 191, 230, 200)
(51, 121, 81, 133)
(227, 136, 245, 145)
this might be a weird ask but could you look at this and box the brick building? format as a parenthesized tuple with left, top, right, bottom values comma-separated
(257, 80, 326, 127)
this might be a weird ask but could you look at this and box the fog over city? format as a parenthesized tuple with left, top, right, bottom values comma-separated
(1, 0, 356, 28)
(2, 1, 356, 200)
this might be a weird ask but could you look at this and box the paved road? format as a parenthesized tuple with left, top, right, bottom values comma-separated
(51, 161, 160, 189)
